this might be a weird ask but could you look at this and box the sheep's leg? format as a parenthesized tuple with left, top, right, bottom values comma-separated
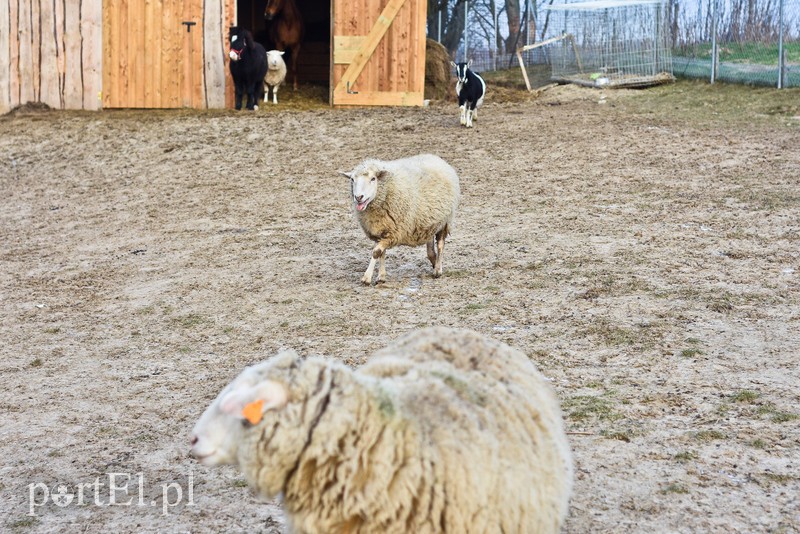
(273, 85, 279, 105)
(363, 241, 390, 285)
(466, 107, 474, 128)
(459, 104, 467, 126)
(433, 228, 447, 277)
(426, 239, 437, 268)
(376, 253, 387, 284)
(263, 84, 269, 103)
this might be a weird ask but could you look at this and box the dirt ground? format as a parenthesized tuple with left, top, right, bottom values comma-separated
(1, 81, 799, 533)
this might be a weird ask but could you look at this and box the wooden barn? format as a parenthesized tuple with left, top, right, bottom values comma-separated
(0, 0, 428, 114)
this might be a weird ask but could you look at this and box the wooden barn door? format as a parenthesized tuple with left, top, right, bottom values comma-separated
(103, 0, 205, 108)
(331, 0, 427, 106)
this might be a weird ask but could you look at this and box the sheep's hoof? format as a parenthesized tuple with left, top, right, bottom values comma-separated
(361, 275, 372, 285)
(433, 270, 442, 278)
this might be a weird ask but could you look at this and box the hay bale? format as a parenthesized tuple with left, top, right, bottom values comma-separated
(425, 38, 453, 102)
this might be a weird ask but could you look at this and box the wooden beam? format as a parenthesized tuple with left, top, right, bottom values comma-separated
(84, 0, 102, 110)
(0, 0, 10, 113)
(204, 0, 225, 108)
(517, 47, 533, 92)
(331, 90, 423, 106)
(9, 0, 20, 108)
(333, 0, 408, 94)
(192, 0, 204, 108)
(54, 0, 66, 109)
(516, 33, 573, 54)
(225, 0, 235, 109)
(516, 33, 574, 93)
(39, 0, 60, 108)
(412, 0, 427, 94)
(18, 0, 34, 104)
(31, 0, 41, 101)
(333, 36, 366, 64)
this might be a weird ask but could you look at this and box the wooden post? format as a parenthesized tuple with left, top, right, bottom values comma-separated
(204, 0, 226, 108)
(569, 34, 583, 74)
(18, 0, 35, 104)
(516, 33, 574, 92)
(0, 0, 10, 113)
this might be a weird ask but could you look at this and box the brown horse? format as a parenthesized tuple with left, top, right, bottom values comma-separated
(264, 0, 304, 90)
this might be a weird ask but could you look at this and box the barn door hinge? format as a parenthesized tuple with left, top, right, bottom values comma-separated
(182, 21, 197, 32)
(346, 82, 358, 94)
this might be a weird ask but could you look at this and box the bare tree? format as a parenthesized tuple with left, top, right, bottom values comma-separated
(428, 0, 469, 55)
(504, 0, 521, 53)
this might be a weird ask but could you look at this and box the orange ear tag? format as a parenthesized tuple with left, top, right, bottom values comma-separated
(242, 399, 264, 425)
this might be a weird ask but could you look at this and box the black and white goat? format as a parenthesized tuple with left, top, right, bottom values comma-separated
(450, 60, 486, 128)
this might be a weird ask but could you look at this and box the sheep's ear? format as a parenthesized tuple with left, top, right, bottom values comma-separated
(376, 170, 390, 180)
(450, 61, 457, 68)
(467, 59, 473, 69)
(279, 51, 285, 56)
(339, 171, 353, 179)
(220, 380, 288, 423)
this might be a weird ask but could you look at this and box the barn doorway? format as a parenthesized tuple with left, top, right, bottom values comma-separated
(236, 0, 330, 103)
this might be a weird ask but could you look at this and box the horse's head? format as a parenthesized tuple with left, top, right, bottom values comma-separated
(264, 0, 282, 21)
(229, 27, 252, 62)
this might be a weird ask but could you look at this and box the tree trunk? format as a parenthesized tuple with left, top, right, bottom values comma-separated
(443, 0, 467, 55)
(504, 0, 521, 54)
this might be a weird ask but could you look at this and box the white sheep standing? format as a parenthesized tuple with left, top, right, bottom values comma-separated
(190, 327, 573, 534)
(341, 154, 460, 285)
(263, 50, 287, 105)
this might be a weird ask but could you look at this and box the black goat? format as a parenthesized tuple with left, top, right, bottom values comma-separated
(229, 27, 268, 110)
(450, 60, 486, 128)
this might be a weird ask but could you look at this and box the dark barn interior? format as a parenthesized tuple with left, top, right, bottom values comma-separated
(237, 0, 330, 89)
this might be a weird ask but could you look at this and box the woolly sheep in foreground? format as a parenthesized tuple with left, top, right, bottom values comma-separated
(190, 327, 573, 534)
(341, 154, 460, 285)
(263, 50, 288, 105)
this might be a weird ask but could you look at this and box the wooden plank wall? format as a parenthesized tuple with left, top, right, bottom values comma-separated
(1, 0, 103, 113)
(332, 0, 427, 106)
(103, 0, 204, 109)
(1, 0, 231, 112)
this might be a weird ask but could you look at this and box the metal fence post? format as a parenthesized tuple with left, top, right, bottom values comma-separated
(777, 0, 785, 88)
(465, 1, 469, 61)
(710, 0, 718, 84)
(493, 2, 498, 71)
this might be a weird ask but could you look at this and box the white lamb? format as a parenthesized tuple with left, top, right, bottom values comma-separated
(190, 327, 573, 534)
(263, 50, 287, 105)
(341, 154, 460, 285)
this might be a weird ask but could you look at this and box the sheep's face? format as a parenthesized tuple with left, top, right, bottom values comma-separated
(190, 361, 288, 466)
(267, 50, 285, 69)
(344, 164, 387, 212)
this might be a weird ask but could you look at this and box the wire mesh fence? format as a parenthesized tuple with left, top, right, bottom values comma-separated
(542, 0, 675, 88)
(434, 0, 800, 89)
(672, 0, 800, 87)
